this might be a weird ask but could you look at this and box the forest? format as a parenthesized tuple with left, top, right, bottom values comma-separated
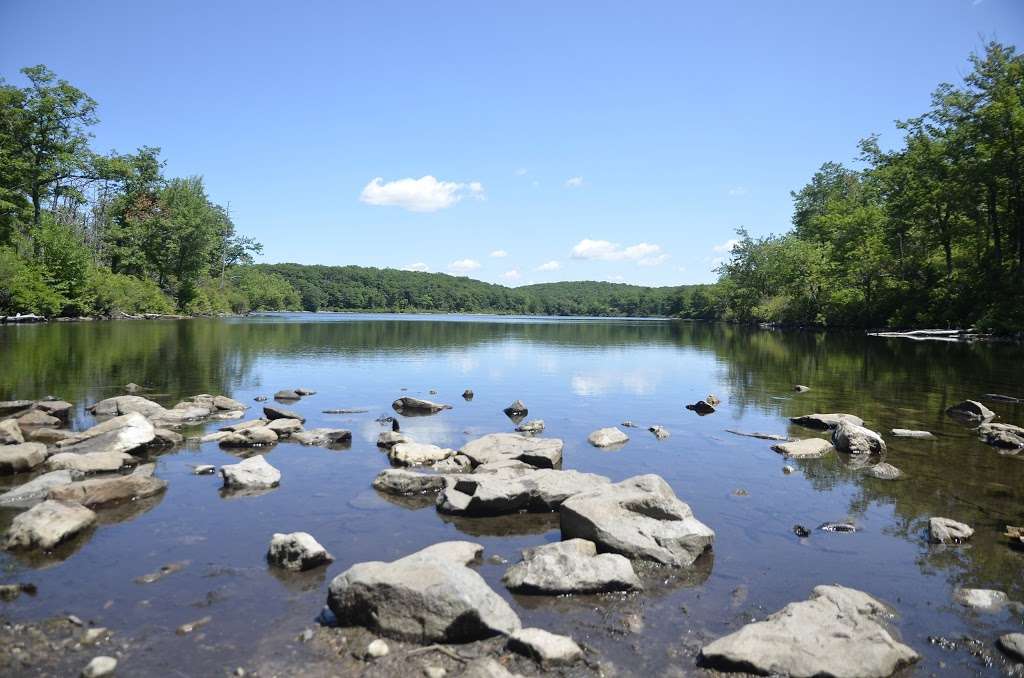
(2, 42, 1022, 329)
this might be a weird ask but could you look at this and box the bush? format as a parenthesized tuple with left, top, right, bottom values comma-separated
(0, 247, 64, 315)
(85, 268, 175, 316)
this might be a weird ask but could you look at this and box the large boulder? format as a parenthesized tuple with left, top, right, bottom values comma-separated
(0, 470, 74, 507)
(929, 517, 973, 544)
(832, 420, 887, 455)
(0, 442, 48, 474)
(389, 442, 456, 466)
(87, 395, 166, 419)
(439, 468, 610, 516)
(392, 397, 451, 414)
(560, 474, 714, 566)
(587, 427, 629, 448)
(502, 538, 641, 594)
(267, 532, 334, 571)
(46, 450, 136, 474)
(4, 499, 97, 550)
(326, 541, 521, 642)
(0, 418, 24, 445)
(221, 455, 281, 490)
(459, 433, 563, 469)
(47, 469, 167, 508)
(945, 399, 995, 422)
(771, 438, 834, 458)
(699, 585, 919, 677)
(789, 413, 864, 430)
(56, 412, 155, 456)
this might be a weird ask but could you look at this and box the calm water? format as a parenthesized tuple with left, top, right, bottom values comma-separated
(1, 314, 1022, 676)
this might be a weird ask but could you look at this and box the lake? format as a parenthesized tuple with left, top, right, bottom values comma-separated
(1, 314, 1022, 676)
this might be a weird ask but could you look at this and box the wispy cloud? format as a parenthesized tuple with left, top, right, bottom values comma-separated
(570, 239, 667, 266)
(502, 269, 521, 281)
(727, 186, 748, 197)
(564, 176, 584, 188)
(712, 238, 739, 254)
(360, 176, 484, 212)
(402, 262, 430, 272)
(489, 249, 508, 258)
(536, 260, 561, 272)
(514, 168, 528, 176)
(449, 258, 481, 273)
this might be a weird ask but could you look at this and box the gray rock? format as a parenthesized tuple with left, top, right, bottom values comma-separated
(274, 389, 301, 400)
(560, 474, 714, 566)
(151, 428, 184, 446)
(439, 468, 611, 516)
(46, 451, 136, 474)
(88, 395, 166, 418)
(372, 469, 449, 495)
(199, 431, 231, 443)
(502, 538, 640, 594)
(377, 431, 413, 448)
(221, 456, 281, 490)
(649, 425, 670, 440)
(28, 427, 73, 444)
(263, 405, 305, 422)
(727, 430, 791, 441)
(15, 410, 60, 427)
(213, 395, 247, 411)
(219, 426, 279, 447)
(433, 454, 473, 473)
(891, 428, 934, 439)
(81, 656, 117, 678)
(929, 517, 973, 544)
(462, 389, 474, 399)
(793, 384, 810, 392)
(389, 442, 456, 466)
(789, 413, 864, 430)
(56, 412, 156, 456)
(220, 418, 270, 432)
(392, 397, 451, 413)
(461, 658, 520, 678)
(503, 399, 528, 417)
(978, 422, 1024, 450)
(460, 433, 563, 469)
(0, 418, 25, 444)
(267, 532, 334, 571)
(327, 541, 520, 642)
(954, 588, 1009, 612)
(4, 499, 97, 550)
(507, 628, 582, 665)
(266, 418, 304, 435)
(365, 639, 389, 658)
(771, 438, 834, 459)
(0, 470, 74, 507)
(291, 428, 352, 446)
(865, 462, 903, 480)
(0, 400, 34, 416)
(831, 420, 887, 455)
(0, 442, 48, 474)
(48, 471, 167, 508)
(34, 400, 72, 418)
(295, 387, 316, 396)
(515, 420, 545, 434)
(123, 382, 142, 394)
(945, 399, 995, 422)
(699, 585, 919, 677)
(588, 427, 629, 447)
(705, 394, 722, 406)
(193, 464, 216, 475)
(998, 633, 1024, 662)
(685, 400, 716, 415)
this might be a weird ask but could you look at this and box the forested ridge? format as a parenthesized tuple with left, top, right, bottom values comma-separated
(2, 42, 1022, 329)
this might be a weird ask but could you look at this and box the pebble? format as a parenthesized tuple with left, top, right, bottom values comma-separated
(366, 638, 389, 658)
(299, 628, 314, 643)
(81, 656, 117, 678)
(424, 667, 447, 678)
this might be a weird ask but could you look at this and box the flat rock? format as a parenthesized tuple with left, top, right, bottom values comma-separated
(945, 399, 995, 422)
(219, 426, 278, 447)
(0, 470, 74, 507)
(0, 442, 48, 474)
(151, 428, 184, 446)
(389, 442, 456, 466)
(460, 433, 564, 469)
(274, 389, 301, 400)
(0, 418, 25, 444)
(267, 532, 334, 571)
(588, 427, 629, 447)
(433, 454, 474, 473)
(266, 418, 304, 435)
(727, 430, 791, 441)
(27, 427, 73, 444)
(503, 538, 641, 594)
(832, 420, 887, 455)
(377, 431, 413, 448)
(891, 428, 934, 439)
(46, 450, 136, 474)
(438, 468, 611, 516)
(929, 517, 973, 544)
(771, 438, 834, 458)
(48, 471, 167, 508)
(372, 469, 449, 495)
(291, 428, 352, 446)
(4, 499, 97, 550)
(295, 387, 316, 396)
(789, 413, 864, 430)
(34, 400, 72, 418)
(699, 585, 919, 678)
(263, 405, 305, 422)
(327, 540, 520, 642)
(954, 588, 1009, 612)
(507, 628, 582, 665)
(15, 410, 60, 427)
(88, 395, 166, 419)
(56, 412, 155, 456)
(213, 395, 247, 411)
(865, 462, 903, 480)
(392, 396, 451, 414)
(219, 418, 269, 432)
(193, 464, 216, 475)
(0, 400, 34, 416)
(560, 474, 714, 566)
(998, 633, 1024, 662)
(221, 455, 281, 490)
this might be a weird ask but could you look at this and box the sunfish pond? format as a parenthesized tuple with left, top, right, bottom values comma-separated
(0, 314, 1022, 677)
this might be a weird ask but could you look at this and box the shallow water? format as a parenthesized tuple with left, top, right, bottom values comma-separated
(1, 314, 1022, 676)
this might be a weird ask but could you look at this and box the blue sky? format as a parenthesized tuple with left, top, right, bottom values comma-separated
(2, 1, 1022, 287)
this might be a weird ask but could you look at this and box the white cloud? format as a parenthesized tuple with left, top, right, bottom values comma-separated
(402, 262, 430, 272)
(570, 239, 666, 265)
(359, 175, 484, 212)
(502, 269, 521, 281)
(514, 168, 528, 176)
(564, 176, 584, 188)
(712, 238, 739, 254)
(489, 249, 508, 258)
(449, 258, 481, 273)
(727, 186, 748, 197)
(536, 260, 561, 272)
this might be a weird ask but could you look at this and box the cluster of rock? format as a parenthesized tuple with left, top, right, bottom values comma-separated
(199, 407, 350, 450)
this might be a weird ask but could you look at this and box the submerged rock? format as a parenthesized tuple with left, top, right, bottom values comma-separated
(0, 470, 74, 507)
(698, 585, 919, 677)
(438, 468, 611, 516)
(4, 499, 96, 550)
(727, 429, 791, 441)
(389, 442, 456, 466)
(831, 420, 886, 455)
(891, 428, 934, 439)
(326, 541, 521, 642)
(392, 397, 451, 414)
(507, 628, 582, 665)
(221, 456, 281, 490)
(945, 399, 995, 422)
(954, 588, 1010, 612)
(502, 538, 641, 594)
(789, 413, 864, 430)
(560, 474, 714, 566)
(771, 438, 833, 459)
(460, 433, 563, 469)
(267, 532, 334, 571)
(865, 462, 903, 480)
(978, 422, 1024, 451)
(0, 418, 24, 445)
(929, 517, 973, 544)
(587, 427, 629, 448)
(0, 442, 48, 474)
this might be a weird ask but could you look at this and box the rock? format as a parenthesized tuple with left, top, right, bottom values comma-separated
(438, 468, 611, 516)
(365, 638, 389, 658)
(263, 405, 305, 422)
(705, 394, 721, 406)
(461, 658, 518, 678)
(151, 428, 184, 446)
(56, 412, 156, 456)
(425, 667, 446, 678)
(221, 456, 281, 490)
(818, 521, 856, 533)
(199, 431, 231, 443)
(865, 462, 903, 480)
(0, 419, 24, 445)
(515, 419, 545, 434)
(793, 525, 811, 538)
(727, 430, 791, 441)
(0, 399, 35, 416)
(267, 532, 334, 571)
(389, 442, 456, 466)
(377, 431, 413, 448)
(34, 400, 72, 418)
(587, 427, 629, 448)
(176, 616, 211, 635)
(560, 474, 714, 566)
(771, 438, 833, 459)
(212, 409, 245, 421)
(891, 428, 934, 438)
(48, 471, 167, 508)
(978, 422, 1024, 451)
(123, 382, 142, 393)
(503, 399, 528, 416)
(649, 425, 670, 440)
(88, 395, 166, 418)
(295, 388, 316, 396)
(326, 541, 520, 642)
(929, 517, 973, 544)
(793, 384, 810, 392)
(275, 389, 301, 400)
(81, 627, 109, 645)
(254, 395, 268, 402)
(831, 420, 886, 455)
(392, 396, 451, 414)
(15, 410, 60, 427)
(789, 413, 864, 430)
(193, 464, 215, 475)
(291, 428, 352, 446)
(462, 389, 474, 399)
(783, 465, 795, 474)
(4, 499, 97, 550)
(460, 433, 563, 468)
(219, 426, 279, 447)
(998, 633, 1024, 662)
(220, 418, 270, 432)
(81, 656, 117, 678)
(685, 400, 715, 415)
(46, 451, 136, 474)
(0, 442, 48, 474)
(945, 399, 995, 422)
(266, 418, 304, 435)
(372, 468, 449, 495)
(0, 470, 74, 507)
(954, 588, 1009, 612)
(698, 585, 919, 677)
(134, 561, 187, 584)
(213, 395, 247, 411)
(433, 454, 474, 473)
(621, 420, 637, 428)
(502, 538, 641, 594)
(507, 628, 582, 665)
